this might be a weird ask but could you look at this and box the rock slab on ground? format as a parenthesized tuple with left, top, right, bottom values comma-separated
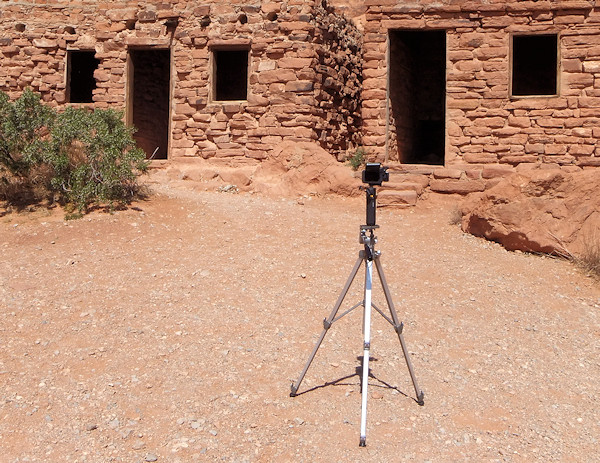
(461, 169, 600, 256)
(252, 140, 362, 197)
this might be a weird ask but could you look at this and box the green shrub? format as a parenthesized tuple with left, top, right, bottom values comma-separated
(0, 88, 55, 177)
(347, 147, 366, 171)
(49, 107, 148, 212)
(0, 89, 148, 214)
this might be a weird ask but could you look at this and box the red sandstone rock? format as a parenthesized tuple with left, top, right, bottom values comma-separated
(251, 140, 361, 197)
(433, 168, 463, 180)
(431, 179, 486, 194)
(378, 189, 418, 207)
(461, 169, 600, 256)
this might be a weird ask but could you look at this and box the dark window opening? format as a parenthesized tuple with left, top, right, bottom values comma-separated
(68, 50, 99, 103)
(213, 49, 249, 101)
(512, 34, 558, 97)
(388, 30, 446, 165)
(128, 49, 171, 160)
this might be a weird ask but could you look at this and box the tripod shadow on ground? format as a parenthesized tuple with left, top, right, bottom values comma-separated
(292, 356, 416, 403)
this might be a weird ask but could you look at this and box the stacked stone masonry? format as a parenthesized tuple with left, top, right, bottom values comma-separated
(1, 0, 600, 195)
(363, 0, 600, 193)
(0, 0, 362, 162)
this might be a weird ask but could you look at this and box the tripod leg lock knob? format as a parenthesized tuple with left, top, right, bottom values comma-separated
(323, 318, 332, 330)
(394, 322, 404, 335)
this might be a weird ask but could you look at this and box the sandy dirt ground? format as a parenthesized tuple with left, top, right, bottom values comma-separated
(1, 177, 599, 463)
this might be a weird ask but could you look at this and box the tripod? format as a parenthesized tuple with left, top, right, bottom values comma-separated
(290, 184, 424, 447)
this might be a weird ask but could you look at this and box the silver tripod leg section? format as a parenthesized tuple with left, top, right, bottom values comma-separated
(373, 255, 425, 405)
(290, 255, 364, 397)
(359, 258, 373, 447)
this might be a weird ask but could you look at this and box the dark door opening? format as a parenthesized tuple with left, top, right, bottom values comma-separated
(128, 49, 171, 159)
(388, 30, 446, 165)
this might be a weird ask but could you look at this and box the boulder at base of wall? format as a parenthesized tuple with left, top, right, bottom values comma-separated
(460, 168, 600, 257)
(251, 141, 362, 197)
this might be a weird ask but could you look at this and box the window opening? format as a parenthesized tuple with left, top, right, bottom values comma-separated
(512, 34, 558, 97)
(68, 50, 99, 103)
(213, 49, 249, 101)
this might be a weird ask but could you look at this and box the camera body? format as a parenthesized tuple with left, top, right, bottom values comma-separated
(362, 163, 389, 187)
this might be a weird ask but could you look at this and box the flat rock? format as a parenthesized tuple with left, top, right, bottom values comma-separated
(378, 189, 418, 207)
(251, 140, 361, 197)
(461, 168, 600, 256)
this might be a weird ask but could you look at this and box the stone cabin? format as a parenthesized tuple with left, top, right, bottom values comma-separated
(362, 0, 600, 193)
(0, 0, 362, 164)
(1, 0, 599, 195)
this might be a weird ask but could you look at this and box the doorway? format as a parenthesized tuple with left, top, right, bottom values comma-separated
(388, 30, 446, 165)
(127, 49, 171, 159)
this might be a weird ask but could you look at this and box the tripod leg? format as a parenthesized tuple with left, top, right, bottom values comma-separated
(359, 258, 373, 446)
(290, 255, 364, 397)
(373, 255, 425, 405)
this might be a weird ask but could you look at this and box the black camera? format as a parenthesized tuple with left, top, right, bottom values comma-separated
(362, 163, 389, 186)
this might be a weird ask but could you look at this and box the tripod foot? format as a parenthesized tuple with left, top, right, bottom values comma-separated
(290, 383, 298, 398)
(417, 391, 425, 406)
(359, 436, 366, 447)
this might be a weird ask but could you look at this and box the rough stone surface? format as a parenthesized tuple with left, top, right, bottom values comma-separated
(0, 0, 362, 161)
(2, 0, 600, 200)
(430, 179, 486, 195)
(461, 169, 600, 256)
(378, 189, 418, 207)
(252, 140, 362, 197)
(362, 1, 600, 180)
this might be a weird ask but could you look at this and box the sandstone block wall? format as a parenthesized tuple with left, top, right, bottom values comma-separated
(364, 0, 600, 193)
(0, 0, 362, 162)
(3, 0, 600, 193)
(312, 1, 363, 159)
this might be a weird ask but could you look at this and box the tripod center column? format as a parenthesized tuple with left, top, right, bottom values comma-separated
(360, 256, 374, 445)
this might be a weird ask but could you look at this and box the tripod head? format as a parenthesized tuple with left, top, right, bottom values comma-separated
(360, 225, 378, 261)
(360, 163, 389, 227)
(359, 163, 389, 260)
